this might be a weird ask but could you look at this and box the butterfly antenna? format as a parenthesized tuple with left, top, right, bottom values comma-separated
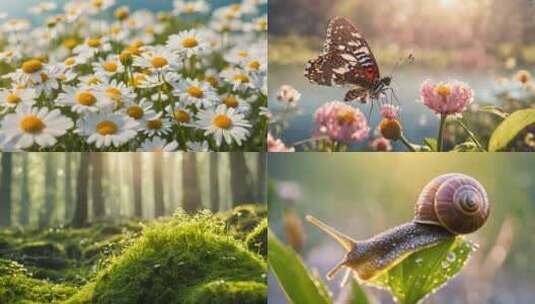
(388, 53, 414, 77)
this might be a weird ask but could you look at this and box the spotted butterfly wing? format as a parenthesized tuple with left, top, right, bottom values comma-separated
(305, 17, 382, 102)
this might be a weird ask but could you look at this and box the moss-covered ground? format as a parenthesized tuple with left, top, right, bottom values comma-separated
(0, 205, 267, 304)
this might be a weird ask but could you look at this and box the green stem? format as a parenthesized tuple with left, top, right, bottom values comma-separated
(457, 118, 485, 151)
(437, 114, 447, 152)
(399, 134, 417, 152)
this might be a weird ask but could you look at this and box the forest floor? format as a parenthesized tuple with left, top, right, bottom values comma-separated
(0, 205, 267, 304)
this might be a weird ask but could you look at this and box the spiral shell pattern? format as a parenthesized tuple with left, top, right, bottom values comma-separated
(414, 173, 490, 234)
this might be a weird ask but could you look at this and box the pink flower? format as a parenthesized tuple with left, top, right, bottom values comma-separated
(380, 104, 399, 119)
(314, 101, 369, 144)
(276, 84, 301, 107)
(420, 80, 473, 116)
(370, 137, 392, 151)
(268, 133, 294, 152)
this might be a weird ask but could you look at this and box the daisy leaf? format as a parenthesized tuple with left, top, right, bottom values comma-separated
(489, 108, 535, 151)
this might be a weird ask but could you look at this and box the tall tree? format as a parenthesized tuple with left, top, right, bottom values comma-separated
(132, 153, 143, 218)
(64, 153, 74, 221)
(0, 154, 13, 227)
(91, 153, 105, 218)
(209, 153, 220, 212)
(230, 153, 255, 206)
(153, 153, 165, 218)
(39, 154, 57, 228)
(167, 154, 176, 212)
(256, 153, 266, 203)
(71, 152, 90, 227)
(19, 154, 31, 226)
(182, 153, 201, 213)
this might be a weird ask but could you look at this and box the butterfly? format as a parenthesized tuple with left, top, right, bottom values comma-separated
(304, 16, 392, 104)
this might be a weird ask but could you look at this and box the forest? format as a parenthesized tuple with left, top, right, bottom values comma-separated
(0, 152, 267, 303)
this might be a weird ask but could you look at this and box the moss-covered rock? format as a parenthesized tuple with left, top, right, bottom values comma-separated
(246, 219, 267, 258)
(71, 211, 267, 304)
(187, 280, 267, 304)
(221, 204, 268, 240)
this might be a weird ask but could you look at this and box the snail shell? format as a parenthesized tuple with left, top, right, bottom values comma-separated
(414, 173, 490, 234)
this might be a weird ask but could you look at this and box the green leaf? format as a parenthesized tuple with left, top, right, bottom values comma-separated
(479, 105, 509, 119)
(423, 138, 437, 151)
(268, 230, 331, 304)
(489, 108, 535, 151)
(367, 238, 476, 304)
(452, 141, 485, 152)
(350, 279, 369, 304)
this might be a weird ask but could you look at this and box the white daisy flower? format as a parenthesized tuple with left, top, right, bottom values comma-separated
(166, 29, 209, 57)
(86, 0, 116, 15)
(96, 80, 136, 109)
(220, 67, 254, 91)
(133, 46, 180, 74)
(186, 140, 210, 151)
(7, 58, 48, 85)
(92, 54, 125, 78)
(0, 87, 36, 108)
(140, 114, 173, 137)
(197, 104, 251, 146)
(173, 78, 218, 108)
(244, 15, 268, 32)
(77, 111, 138, 148)
(165, 105, 194, 127)
(0, 106, 73, 149)
(32, 65, 62, 96)
(220, 93, 251, 114)
(137, 137, 178, 152)
(173, 0, 210, 15)
(56, 86, 112, 113)
(73, 37, 112, 59)
(29, 2, 57, 15)
(0, 50, 21, 64)
(79, 74, 107, 87)
(123, 99, 159, 123)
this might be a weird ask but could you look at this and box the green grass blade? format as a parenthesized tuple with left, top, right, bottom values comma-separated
(350, 279, 370, 304)
(268, 230, 331, 304)
(367, 237, 476, 304)
(489, 108, 535, 151)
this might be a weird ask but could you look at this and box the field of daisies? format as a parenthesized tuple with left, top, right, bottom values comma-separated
(0, 0, 267, 152)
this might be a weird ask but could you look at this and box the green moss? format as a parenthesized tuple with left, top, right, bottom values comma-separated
(245, 219, 267, 258)
(77, 211, 266, 304)
(221, 204, 268, 240)
(0, 259, 76, 304)
(187, 281, 267, 304)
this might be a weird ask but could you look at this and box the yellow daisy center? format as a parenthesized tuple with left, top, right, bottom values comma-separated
(151, 56, 168, 69)
(106, 87, 121, 98)
(92, 0, 103, 9)
(174, 110, 190, 123)
(87, 77, 102, 85)
(21, 59, 44, 74)
(238, 51, 249, 58)
(40, 73, 49, 82)
(76, 92, 97, 106)
(213, 114, 232, 129)
(126, 106, 144, 119)
(223, 95, 239, 108)
(186, 85, 204, 98)
(206, 76, 219, 87)
(63, 38, 78, 50)
(96, 120, 118, 135)
(6, 93, 21, 104)
(87, 38, 102, 48)
(147, 119, 162, 129)
(20, 115, 45, 134)
(103, 62, 118, 72)
(247, 60, 260, 70)
(436, 85, 451, 97)
(181, 37, 199, 48)
(132, 74, 147, 87)
(115, 8, 129, 20)
(64, 57, 76, 66)
(233, 74, 249, 83)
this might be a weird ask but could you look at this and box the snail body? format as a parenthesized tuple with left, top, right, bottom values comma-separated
(306, 173, 490, 282)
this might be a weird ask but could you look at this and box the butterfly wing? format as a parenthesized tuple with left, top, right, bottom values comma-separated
(305, 51, 376, 87)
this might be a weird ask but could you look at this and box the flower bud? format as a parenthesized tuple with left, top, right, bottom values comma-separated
(119, 50, 133, 66)
(379, 118, 402, 141)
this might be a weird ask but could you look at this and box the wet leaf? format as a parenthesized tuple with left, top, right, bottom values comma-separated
(350, 279, 369, 304)
(479, 105, 509, 119)
(489, 108, 535, 151)
(367, 237, 475, 304)
(268, 230, 331, 304)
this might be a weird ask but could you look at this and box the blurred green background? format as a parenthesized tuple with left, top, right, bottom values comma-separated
(268, 153, 535, 303)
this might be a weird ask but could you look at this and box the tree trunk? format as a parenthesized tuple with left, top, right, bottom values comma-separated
(91, 153, 105, 218)
(39, 154, 56, 228)
(230, 153, 255, 206)
(0, 154, 13, 227)
(19, 154, 31, 226)
(153, 153, 165, 218)
(256, 152, 266, 203)
(71, 152, 89, 227)
(132, 153, 142, 218)
(182, 153, 201, 213)
(167, 154, 176, 212)
(209, 153, 220, 212)
(64, 153, 73, 221)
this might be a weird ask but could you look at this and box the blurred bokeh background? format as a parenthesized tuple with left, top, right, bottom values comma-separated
(268, 153, 535, 303)
(269, 0, 535, 150)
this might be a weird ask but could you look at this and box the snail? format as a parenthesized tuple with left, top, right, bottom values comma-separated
(306, 173, 490, 283)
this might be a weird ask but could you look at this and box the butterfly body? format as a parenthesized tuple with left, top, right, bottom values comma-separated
(305, 17, 391, 103)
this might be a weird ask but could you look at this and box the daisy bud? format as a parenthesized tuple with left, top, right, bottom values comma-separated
(379, 118, 402, 141)
(119, 50, 133, 66)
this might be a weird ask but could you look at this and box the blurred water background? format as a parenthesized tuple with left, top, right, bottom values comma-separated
(269, 153, 535, 304)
